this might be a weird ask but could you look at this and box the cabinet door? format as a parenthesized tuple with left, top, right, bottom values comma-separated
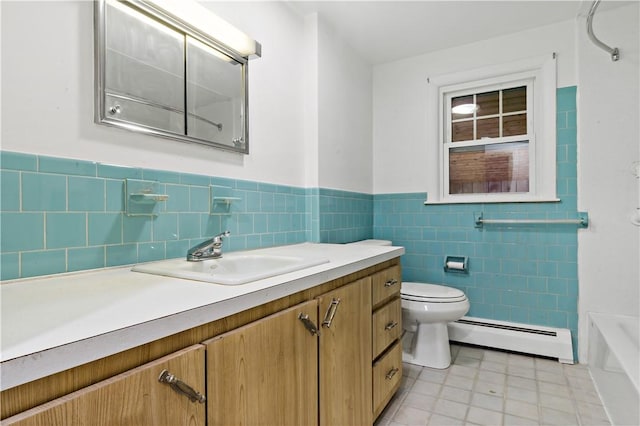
(205, 299, 319, 426)
(319, 277, 372, 426)
(3, 345, 206, 426)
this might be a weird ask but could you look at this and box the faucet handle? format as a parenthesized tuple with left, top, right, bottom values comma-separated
(213, 231, 230, 242)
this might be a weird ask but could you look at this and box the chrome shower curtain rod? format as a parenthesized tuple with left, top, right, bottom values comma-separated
(587, 0, 620, 61)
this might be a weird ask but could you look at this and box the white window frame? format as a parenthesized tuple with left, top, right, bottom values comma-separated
(425, 54, 558, 204)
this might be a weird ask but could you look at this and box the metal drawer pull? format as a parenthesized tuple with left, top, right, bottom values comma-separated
(385, 367, 399, 380)
(158, 369, 206, 403)
(385, 321, 398, 331)
(384, 279, 398, 287)
(298, 313, 320, 336)
(322, 298, 341, 328)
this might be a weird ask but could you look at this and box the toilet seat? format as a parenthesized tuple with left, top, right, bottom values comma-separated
(401, 282, 468, 303)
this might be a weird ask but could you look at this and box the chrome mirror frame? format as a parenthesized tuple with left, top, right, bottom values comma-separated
(93, 0, 251, 154)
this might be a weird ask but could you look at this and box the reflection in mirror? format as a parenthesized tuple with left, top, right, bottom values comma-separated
(105, 0, 185, 134)
(95, 0, 258, 153)
(186, 37, 244, 149)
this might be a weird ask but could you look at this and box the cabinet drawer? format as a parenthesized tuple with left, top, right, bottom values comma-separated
(371, 266, 401, 308)
(372, 298, 402, 359)
(372, 341, 403, 419)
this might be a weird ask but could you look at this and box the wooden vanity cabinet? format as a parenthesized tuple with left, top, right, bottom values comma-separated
(205, 299, 319, 426)
(1, 258, 403, 426)
(2, 345, 206, 426)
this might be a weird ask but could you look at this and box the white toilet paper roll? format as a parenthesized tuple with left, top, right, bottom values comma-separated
(446, 261, 465, 270)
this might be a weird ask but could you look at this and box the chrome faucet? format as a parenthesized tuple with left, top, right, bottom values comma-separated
(186, 231, 230, 261)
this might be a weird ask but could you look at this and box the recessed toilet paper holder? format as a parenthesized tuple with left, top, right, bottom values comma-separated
(444, 256, 468, 274)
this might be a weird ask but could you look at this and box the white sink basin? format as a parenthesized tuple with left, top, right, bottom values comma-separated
(132, 253, 329, 285)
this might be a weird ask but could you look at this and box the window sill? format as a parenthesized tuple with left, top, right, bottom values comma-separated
(424, 197, 561, 205)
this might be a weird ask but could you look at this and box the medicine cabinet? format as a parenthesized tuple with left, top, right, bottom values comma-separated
(94, 0, 260, 154)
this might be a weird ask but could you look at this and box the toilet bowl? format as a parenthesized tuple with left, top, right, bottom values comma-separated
(401, 282, 469, 369)
(346, 240, 469, 368)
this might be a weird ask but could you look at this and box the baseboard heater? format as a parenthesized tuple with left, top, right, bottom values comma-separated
(448, 316, 574, 364)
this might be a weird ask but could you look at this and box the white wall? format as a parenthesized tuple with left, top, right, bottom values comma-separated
(372, 20, 577, 195)
(317, 17, 373, 194)
(0, 1, 308, 187)
(577, 2, 640, 361)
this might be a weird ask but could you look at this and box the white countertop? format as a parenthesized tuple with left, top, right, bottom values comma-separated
(0, 243, 404, 391)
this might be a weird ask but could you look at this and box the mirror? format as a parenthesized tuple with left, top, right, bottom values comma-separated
(94, 0, 250, 153)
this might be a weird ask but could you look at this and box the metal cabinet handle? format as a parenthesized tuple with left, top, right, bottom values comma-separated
(385, 367, 399, 380)
(385, 321, 398, 331)
(298, 313, 320, 336)
(384, 279, 398, 287)
(158, 369, 205, 403)
(322, 298, 341, 328)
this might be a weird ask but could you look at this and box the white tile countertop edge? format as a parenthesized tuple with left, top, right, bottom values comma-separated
(0, 243, 404, 391)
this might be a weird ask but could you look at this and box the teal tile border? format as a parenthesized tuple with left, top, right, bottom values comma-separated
(0, 151, 37, 171)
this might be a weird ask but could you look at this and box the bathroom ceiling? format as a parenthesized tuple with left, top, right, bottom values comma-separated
(287, 1, 628, 64)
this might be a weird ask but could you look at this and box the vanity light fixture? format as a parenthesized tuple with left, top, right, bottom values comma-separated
(138, 0, 261, 58)
(451, 103, 478, 115)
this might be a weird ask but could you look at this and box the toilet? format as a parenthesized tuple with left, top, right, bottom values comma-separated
(401, 282, 469, 369)
(347, 239, 470, 369)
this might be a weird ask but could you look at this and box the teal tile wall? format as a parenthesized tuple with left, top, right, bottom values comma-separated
(373, 86, 580, 359)
(318, 188, 373, 243)
(0, 152, 373, 280)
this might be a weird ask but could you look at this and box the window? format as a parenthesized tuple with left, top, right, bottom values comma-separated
(445, 81, 532, 195)
(425, 54, 558, 204)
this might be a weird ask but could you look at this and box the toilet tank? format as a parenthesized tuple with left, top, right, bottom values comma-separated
(346, 239, 392, 246)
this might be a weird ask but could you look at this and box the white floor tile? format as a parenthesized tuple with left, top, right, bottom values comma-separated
(503, 413, 540, 425)
(504, 399, 540, 421)
(540, 406, 580, 425)
(393, 405, 431, 425)
(474, 380, 505, 398)
(539, 392, 576, 414)
(440, 385, 472, 404)
(466, 406, 503, 425)
(444, 374, 475, 391)
(403, 392, 438, 411)
(479, 359, 507, 374)
(505, 385, 538, 403)
(536, 369, 569, 385)
(507, 365, 536, 379)
(449, 364, 479, 379)
(412, 379, 443, 397)
(379, 345, 610, 426)
(477, 370, 506, 385)
(427, 413, 465, 425)
(418, 368, 448, 384)
(538, 381, 572, 397)
(432, 398, 469, 420)
(470, 392, 504, 412)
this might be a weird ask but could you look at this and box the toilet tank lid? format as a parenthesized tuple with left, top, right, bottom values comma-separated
(401, 282, 466, 299)
(346, 239, 392, 246)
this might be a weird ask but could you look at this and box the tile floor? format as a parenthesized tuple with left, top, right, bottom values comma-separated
(376, 344, 610, 426)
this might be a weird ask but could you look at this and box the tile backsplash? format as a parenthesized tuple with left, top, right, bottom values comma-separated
(0, 153, 373, 280)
